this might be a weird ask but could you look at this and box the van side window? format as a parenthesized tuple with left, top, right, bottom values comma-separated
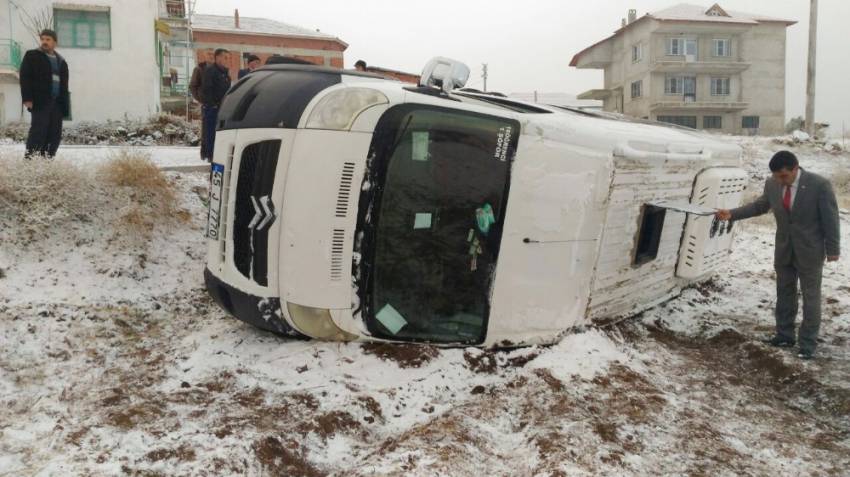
(634, 205, 666, 265)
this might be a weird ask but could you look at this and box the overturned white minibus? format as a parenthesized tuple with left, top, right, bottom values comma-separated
(204, 58, 747, 347)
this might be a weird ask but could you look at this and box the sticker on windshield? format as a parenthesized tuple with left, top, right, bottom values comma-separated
(475, 203, 496, 234)
(494, 125, 513, 162)
(412, 131, 429, 162)
(413, 212, 432, 229)
(376, 303, 408, 335)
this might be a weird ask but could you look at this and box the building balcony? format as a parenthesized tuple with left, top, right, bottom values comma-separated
(0, 39, 22, 80)
(650, 100, 749, 111)
(651, 59, 751, 74)
(577, 89, 614, 101)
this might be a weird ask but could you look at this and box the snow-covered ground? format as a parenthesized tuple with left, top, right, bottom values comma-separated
(0, 144, 204, 171)
(1, 137, 848, 476)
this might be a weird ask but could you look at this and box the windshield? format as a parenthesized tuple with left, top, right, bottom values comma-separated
(356, 105, 520, 344)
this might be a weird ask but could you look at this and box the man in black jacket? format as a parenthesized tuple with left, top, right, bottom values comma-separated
(200, 48, 231, 162)
(238, 54, 260, 79)
(20, 29, 70, 159)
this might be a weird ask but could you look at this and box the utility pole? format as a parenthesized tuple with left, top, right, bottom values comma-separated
(481, 64, 488, 93)
(805, 0, 818, 136)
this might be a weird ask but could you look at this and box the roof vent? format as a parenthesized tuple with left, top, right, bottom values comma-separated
(628, 9, 637, 24)
(234, 9, 240, 28)
(706, 3, 730, 17)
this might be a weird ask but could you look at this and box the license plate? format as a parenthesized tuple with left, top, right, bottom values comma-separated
(206, 163, 225, 239)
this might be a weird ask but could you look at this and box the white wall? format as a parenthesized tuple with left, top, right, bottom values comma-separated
(1, 0, 160, 124)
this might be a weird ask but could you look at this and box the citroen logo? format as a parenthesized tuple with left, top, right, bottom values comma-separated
(248, 195, 275, 231)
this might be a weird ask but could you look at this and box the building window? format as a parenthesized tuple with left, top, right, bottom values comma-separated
(711, 77, 730, 96)
(632, 43, 643, 62)
(713, 39, 731, 57)
(703, 116, 723, 129)
(657, 115, 697, 129)
(54, 8, 111, 49)
(665, 76, 683, 94)
(631, 80, 643, 99)
(742, 116, 760, 129)
(667, 38, 697, 57)
(667, 38, 685, 56)
(633, 205, 667, 266)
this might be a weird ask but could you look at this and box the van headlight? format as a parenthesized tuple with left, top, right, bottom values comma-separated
(305, 88, 388, 131)
(286, 302, 357, 341)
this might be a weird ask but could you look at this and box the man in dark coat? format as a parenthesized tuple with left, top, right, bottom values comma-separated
(189, 49, 213, 160)
(200, 48, 231, 162)
(189, 49, 213, 104)
(19, 29, 70, 159)
(716, 151, 841, 359)
(238, 54, 261, 79)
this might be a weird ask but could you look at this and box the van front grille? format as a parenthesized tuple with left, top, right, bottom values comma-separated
(232, 140, 282, 286)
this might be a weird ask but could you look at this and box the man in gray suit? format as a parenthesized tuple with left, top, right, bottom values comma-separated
(716, 151, 841, 359)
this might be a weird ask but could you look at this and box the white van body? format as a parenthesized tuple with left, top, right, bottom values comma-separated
(204, 64, 746, 348)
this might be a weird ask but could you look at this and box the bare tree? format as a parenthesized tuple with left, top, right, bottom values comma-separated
(17, 4, 54, 45)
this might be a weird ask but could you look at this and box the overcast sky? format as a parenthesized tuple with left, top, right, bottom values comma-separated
(197, 0, 849, 134)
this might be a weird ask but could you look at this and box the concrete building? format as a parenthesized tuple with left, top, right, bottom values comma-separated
(0, 0, 162, 124)
(570, 3, 796, 135)
(191, 10, 348, 82)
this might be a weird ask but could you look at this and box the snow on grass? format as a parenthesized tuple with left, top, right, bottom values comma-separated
(528, 328, 638, 380)
(0, 143, 203, 170)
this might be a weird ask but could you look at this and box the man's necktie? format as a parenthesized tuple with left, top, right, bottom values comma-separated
(783, 185, 792, 211)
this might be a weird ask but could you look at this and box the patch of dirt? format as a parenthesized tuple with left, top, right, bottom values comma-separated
(533, 369, 565, 392)
(357, 396, 384, 423)
(463, 348, 542, 374)
(252, 436, 325, 477)
(707, 328, 750, 346)
(145, 444, 196, 463)
(201, 371, 236, 393)
(299, 411, 363, 441)
(360, 342, 440, 368)
(105, 402, 167, 430)
(463, 351, 498, 374)
(694, 277, 726, 297)
(290, 392, 320, 411)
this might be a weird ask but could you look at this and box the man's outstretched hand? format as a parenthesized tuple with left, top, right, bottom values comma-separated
(715, 209, 732, 221)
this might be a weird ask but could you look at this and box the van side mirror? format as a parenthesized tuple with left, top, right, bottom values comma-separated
(419, 57, 470, 93)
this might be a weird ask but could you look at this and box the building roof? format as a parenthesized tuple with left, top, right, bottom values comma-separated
(651, 3, 795, 25)
(191, 14, 348, 47)
(570, 3, 796, 67)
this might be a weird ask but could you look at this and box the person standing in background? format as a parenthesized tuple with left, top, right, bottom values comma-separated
(189, 49, 214, 161)
(200, 49, 231, 162)
(238, 54, 261, 79)
(19, 29, 70, 159)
